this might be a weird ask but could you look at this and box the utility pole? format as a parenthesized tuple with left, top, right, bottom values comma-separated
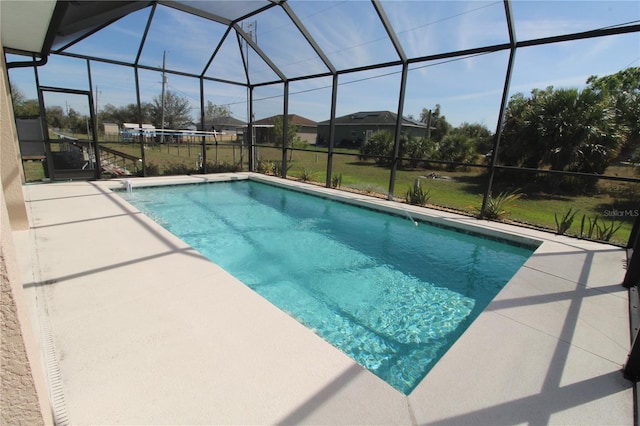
(161, 50, 167, 145)
(94, 85, 100, 116)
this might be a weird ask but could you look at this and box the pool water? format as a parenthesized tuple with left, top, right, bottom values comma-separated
(121, 180, 534, 394)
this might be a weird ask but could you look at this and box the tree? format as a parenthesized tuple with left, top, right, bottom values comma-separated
(100, 102, 153, 125)
(151, 90, 192, 129)
(45, 106, 65, 130)
(272, 116, 303, 160)
(401, 134, 435, 167)
(66, 108, 86, 134)
(359, 130, 394, 165)
(359, 131, 434, 167)
(498, 83, 625, 193)
(452, 122, 493, 155)
(499, 85, 623, 174)
(205, 101, 231, 122)
(587, 66, 640, 95)
(500, 89, 548, 168)
(420, 104, 451, 142)
(542, 88, 622, 175)
(587, 67, 640, 162)
(438, 133, 476, 167)
(10, 85, 39, 116)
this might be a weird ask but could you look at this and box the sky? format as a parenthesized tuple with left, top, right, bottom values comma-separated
(6, 0, 640, 129)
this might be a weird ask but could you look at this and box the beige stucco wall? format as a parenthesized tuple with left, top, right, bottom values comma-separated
(0, 43, 52, 425)
(0, 45, 28, 231)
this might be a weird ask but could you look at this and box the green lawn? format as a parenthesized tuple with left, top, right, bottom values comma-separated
(33, 141, 638, 246)
(253, 146, 637, 246)
(22, 159, 47, 182)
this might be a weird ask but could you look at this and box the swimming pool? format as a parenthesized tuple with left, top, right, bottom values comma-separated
(120, 179, 535, 394)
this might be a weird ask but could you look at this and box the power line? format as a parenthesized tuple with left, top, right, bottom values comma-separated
(223, 51, 493, 108)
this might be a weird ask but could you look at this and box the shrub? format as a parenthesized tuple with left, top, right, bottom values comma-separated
(271, 161, 291, 176)
(256, 160, 272, 174)
(437, 133, 476, 169)
(162, 162, 197, 175)
(331, 173, 343, 189)
(359, 131, 393, 165)
(579, 214, 599, 239)
(137, 161, 159, 176)
(299, 167, 314, 182)
(480, 189, 522, 220)
(595, 219, 623, 241)
(205, 162, 241, 173)
(579, 214, 623, 241)
(554, 207, 579, 235)
(405, 178, 431, 206)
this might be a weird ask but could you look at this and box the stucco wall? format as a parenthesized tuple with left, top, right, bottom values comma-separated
(1, 192, 47, 425)
(0, 44, 52, 425)
(0, 45, 29, 231)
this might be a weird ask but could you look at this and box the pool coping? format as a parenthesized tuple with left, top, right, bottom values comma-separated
(17, 172, 633, 425)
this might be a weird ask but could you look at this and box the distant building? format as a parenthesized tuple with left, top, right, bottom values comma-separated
(201, 116, 246, 134)
(121, 123, 156, 142)
(253, 114, 318, 145)
(102, 122, 120, 140)
(317, 111, 427, 147)
(200, 116, 246, 142)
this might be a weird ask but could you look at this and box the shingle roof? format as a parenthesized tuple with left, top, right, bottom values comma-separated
(201, 116, 246, 130)
(254, 114, 317, 126)
(318, 111, 425, 128)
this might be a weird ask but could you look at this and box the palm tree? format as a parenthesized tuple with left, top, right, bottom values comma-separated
(542, 88, 622, 174)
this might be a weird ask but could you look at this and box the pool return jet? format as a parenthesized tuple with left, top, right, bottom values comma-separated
(404, 210, 419, 227)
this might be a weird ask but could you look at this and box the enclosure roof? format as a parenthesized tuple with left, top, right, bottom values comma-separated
(0, 0, 58, 55)
(2, 1, 640, 88)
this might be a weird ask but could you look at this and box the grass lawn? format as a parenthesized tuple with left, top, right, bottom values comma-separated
(22, 159, 47, 182)
(43, 141, 639, 246)
(254, 146, 638, 245)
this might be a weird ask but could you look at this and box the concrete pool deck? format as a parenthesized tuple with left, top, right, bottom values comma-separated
(15, 173, 632, 425)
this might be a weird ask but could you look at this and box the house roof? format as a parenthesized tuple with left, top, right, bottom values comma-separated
(318, 111, 426, 128)
(203, 116, 246, 129)
(254, 114, 317, 127)
(123, 123, 155, 129)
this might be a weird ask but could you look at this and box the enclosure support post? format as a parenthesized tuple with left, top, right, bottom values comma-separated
(281, 81, 289, 178)
(199, 77, 206, 173)
(134, 67, 145, 176)
(481, 0, 517, 218)
(248, 87, 254, 172)
(375, 0, 409, 201)
(85, 59, 100, 178)
(388, 62, 408, 201)
(624, 216, 640, 289)
(325, 73, 338, 188)
(33, 59, 55, 180)
(624, 246, 640, 289)
(628, 213, 640, 250)
(624, 282, 640, 382)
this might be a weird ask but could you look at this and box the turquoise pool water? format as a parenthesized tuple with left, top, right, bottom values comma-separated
(121, 180, 534, 394)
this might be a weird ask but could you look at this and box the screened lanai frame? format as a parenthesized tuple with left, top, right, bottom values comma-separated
(5, 0, 640, 247)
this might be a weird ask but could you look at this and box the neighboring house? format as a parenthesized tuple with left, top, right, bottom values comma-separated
(317, 111, 427, 148)
(121, 123, 156, 142)
(253, 114, 318, 145)
(200, 116, 246, 142)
